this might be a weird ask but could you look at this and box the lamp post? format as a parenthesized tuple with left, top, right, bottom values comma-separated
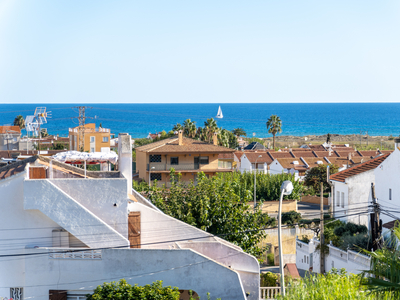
(278, 180, 294, 297)
(254, 155, 262, 212)
(149, 166, 155, 186)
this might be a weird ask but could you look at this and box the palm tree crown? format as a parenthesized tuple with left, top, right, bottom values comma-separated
(13, 115, 25, 129)
(266, 115, 282, 149)
(232, 128, 246, 137)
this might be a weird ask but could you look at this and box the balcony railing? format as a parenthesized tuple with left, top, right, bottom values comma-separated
(260, 287, 281, 299)
(147, 163, 233, 171)
(49, 249, 102, 260)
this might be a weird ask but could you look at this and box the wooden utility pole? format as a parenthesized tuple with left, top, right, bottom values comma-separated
(320, 181, 325, 274)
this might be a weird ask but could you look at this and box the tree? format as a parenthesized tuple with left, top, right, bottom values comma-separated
(304, 164, 338, 194)
(361, 223, 400, 297)
(143, 171, 272, 258)
(13, 115, 25, 129)
(203, 118, 219, 143)
(266, 115, 282, 149)
(172, 123, 183, 132)
(183, 119, 197, 138)
(40, 128, 49, 137)
(326, 133, 331, 143)
(232, 128, 246, 137)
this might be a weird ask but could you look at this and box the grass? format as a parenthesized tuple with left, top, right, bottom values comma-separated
(277, 269, 396, 300)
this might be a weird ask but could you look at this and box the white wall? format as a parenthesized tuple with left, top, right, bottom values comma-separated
(22, 248, 248, 300)
(332, 181, 349, 222)
(375, 149, 400, 226)
(269, 160, 285, 175)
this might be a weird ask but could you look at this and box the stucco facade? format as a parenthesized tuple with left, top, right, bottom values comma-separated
(0, 135, 259, 300)
(69, 123, 111, 152)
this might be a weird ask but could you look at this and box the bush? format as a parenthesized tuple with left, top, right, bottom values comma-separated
(261, 272, 279, 287)
(282, 211, 302, 225)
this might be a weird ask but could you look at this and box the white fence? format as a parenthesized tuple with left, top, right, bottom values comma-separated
(260, 287, 280, 299)
(296, 237, 370, 274)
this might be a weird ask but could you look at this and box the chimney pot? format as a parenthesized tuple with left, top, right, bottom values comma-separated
(178, 130, 183, 146)
(213, 132, 218, 146)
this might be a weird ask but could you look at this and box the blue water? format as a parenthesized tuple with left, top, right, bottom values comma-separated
(1, 103, 399, 138)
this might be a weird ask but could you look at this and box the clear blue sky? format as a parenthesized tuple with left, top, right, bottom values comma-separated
(1, 0, 399, 104)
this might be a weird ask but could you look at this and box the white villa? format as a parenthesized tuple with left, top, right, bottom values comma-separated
(0, 134, 259, 300)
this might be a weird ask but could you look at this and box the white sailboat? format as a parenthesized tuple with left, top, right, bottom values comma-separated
(216, 106, 223, 119)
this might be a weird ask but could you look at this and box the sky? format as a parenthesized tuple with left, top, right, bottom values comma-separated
(0, 0, 400, 104)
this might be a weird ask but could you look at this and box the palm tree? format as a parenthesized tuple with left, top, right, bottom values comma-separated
(361, 224, 400, 297)
(13, 115, 25, 129)
(172, 123, 183, 132)
(204, 118, 219, 143)
(232, 128, 246, 137)
(266, 115, 282, 149)
(183, 119, 197, 138)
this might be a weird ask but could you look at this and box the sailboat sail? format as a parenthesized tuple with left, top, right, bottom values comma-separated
(216, 106, 223, 119)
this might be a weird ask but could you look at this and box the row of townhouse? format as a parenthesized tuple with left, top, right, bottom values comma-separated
(0, 133, 259, 300)
(296, 139, 400, 275)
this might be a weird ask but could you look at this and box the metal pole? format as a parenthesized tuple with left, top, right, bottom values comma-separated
(84, 161, 87, 178)
(254, 167, 257, 212)
(320, 181, 325, 274)
(278, 189, 285, 296)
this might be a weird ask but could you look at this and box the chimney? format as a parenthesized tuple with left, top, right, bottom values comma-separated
(213, 132, 218, 146)
(395, 138, 400, 151)
(118, 133, 132, 195)
(178, 130, 183, 146)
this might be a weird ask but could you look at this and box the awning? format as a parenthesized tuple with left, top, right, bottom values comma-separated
(52, 151, 118, 164)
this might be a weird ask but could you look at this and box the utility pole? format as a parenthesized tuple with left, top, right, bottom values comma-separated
(320, 181, 325, 274)
(370, 183, 382, 251)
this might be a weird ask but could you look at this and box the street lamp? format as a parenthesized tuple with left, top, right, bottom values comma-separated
(278, 180, 294, 297)
(254, 155, 262, 212)
(149, 166, 155, 186)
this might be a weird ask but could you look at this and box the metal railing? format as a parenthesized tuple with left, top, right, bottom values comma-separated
(49, 249, 102, 260)
(260, 287, 281, 299)
(147, 163, 233, 171)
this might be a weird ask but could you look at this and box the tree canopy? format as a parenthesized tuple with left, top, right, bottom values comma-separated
(304, 164, 338, 193)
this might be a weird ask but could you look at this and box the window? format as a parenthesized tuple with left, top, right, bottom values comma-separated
(389, 188, 392, 200)
(170, 157, 179, 165)
(90, 136, 95, 143)
(199, 156, 209, 164)
(102, 137, 109, 143)
(90, 147, 95, 153)
(336, 191, 340, 207)
(341, 192, 345, 208)
(150, 173, 162, 181)
(150, 155, 162, 163)
(10, 288, 23, 300)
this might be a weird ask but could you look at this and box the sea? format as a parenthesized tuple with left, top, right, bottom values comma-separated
(1, 103, 400, 139)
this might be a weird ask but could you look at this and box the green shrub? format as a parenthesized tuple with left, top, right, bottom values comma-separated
(282, 211, 302, 225)
(261, 272, 279, 287)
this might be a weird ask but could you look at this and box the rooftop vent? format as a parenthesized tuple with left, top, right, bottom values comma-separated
(317, 160, 324, 164)
(293, 161, 299, 165)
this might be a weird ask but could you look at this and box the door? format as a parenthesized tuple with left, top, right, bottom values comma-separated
(194, 157, 199, 169)
(128, 212, 141, 248)
(49, 290, 67, 300)
(29, 167, 46, 179)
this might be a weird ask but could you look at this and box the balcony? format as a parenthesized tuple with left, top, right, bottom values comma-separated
(147, 163, 234, 172)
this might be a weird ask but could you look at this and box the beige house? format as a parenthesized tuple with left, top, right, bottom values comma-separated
(69, 123, 111, 153)
(136, 131, 235, 185)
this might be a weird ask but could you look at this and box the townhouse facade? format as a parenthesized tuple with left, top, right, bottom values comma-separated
(68, 123, 111, 153)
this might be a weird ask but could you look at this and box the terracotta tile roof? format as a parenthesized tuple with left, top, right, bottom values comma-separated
(291, 151, 316, 158)
(324, 157, 352, 167)
(234, 152, 243, 161)
(335, 150, 361, 158)
(329, 153, 390, 182)
(275, 158, 307, 169)
(303, 157, 329, 167)
(243, 152, 273, 164)
(0, 156, 38, 180)
(313, 151, 339, 158)
(284, 263, 301, 279)
(383, 220, 399, 229)
(281, 148, 307, 152)
(135, 136, 235, 153)
(308, 145, 326, 151)
(218, 153, 234, 160)
(0, 126, 21, 134)
(269, 152, 294, 159)
(380, 150, 393, 155)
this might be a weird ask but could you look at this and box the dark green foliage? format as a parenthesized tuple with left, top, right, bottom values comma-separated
(260, 272, 278, 287)
(282, 211, 302, 225)
(86, 279, 181, 300)
(267, 253, 275, 265)
(232, 128, 246, 137)
(300, 235, 310, 243)
(53, 142, 67, 150)
(141, 171, 273, 258)
(341, 234, 371, 251)
(304, 164, 339, 193)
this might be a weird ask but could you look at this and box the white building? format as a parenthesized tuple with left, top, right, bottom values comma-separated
(329, 154, 389, 227)
(0, 126, 21, 151)
(0, 134, 259, 300)
(239, 152, 272, 173)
